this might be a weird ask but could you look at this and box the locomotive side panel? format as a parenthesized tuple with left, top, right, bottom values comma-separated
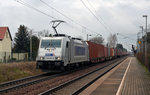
(69, 39, 89, 64)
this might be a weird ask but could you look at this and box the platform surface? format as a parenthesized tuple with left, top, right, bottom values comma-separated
(79, 57, 150, 95)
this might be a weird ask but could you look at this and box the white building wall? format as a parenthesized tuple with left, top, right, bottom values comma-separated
(0, 29, 12, 62)
(0, 40, 2, 52)
(1, 30, 11, 52)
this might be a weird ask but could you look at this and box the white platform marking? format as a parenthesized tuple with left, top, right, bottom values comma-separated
(116, 57, 132, 95)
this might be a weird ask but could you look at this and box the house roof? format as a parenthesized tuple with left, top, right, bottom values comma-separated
(0, 27, 12, 41)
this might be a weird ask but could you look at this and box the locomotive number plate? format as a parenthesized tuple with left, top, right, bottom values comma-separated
(45, 53, 53, 56)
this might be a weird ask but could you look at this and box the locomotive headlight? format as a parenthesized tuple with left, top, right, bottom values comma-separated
(57, 57, 61, 60)
(56, 56, 61, 60)
(40, 57, 44, 60)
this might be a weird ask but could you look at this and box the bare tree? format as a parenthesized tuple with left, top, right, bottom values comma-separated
(89, 36, 104, 44)
(107, 33, 117, 48)
(38, 29, 50, 37)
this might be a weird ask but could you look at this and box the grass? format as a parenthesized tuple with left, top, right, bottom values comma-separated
(0, 62, 42, 83)
(136, 58, 150, 77)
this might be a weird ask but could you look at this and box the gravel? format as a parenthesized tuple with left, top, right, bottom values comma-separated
(3, 58, 123, 95)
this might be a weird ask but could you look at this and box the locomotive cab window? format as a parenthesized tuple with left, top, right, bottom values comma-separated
(41, 39, 62, 48)
(66, 41, 69, 48)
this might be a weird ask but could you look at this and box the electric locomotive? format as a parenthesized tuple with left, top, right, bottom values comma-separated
(36, 34, 89, 71)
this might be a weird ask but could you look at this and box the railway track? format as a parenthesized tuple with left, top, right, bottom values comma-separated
(39, 57, 127, 95)
(0, 62, 93, 94)
(0, 57, 127, 95)
(0, 72, 51, 89)
(0, 71, 67, 94)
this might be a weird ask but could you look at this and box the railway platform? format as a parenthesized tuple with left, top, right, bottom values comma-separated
(79, 57, 150, 95)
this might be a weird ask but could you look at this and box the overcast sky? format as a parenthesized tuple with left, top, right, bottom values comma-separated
(0, 0, 150, 50)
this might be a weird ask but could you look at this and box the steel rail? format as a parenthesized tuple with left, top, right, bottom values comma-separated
(72, 57, 126, 95)
(39, 57, 127, 95)
(0, 61, 97, 94)
(0, 72, 63, 94)
(0, 72, 51, 89)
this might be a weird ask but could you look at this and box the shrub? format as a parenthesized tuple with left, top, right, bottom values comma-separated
(0, 62, 42, 83)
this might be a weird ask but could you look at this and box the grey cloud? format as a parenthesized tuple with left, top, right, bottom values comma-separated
(1, 0, 150, 50)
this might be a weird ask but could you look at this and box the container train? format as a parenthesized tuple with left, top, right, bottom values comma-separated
(36, 34, 127, 71)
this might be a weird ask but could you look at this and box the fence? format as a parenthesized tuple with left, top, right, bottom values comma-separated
(136, 32, 150, 71)
(0, 52, 29, 63)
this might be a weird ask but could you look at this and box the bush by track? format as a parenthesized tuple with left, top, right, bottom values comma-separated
(0, 62, 42, 83)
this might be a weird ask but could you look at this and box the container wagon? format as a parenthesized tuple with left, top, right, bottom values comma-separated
(87, 41, 105, 63)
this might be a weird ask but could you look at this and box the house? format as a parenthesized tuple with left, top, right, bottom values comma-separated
(0, 27, 12, 62)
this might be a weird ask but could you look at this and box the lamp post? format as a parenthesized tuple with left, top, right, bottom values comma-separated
(139, 26, 144, 53)
(143, 15, 147, 33)
(29, 30, 38, 61)
(87, 34, 92, 41)
(143, 15, 148, 58)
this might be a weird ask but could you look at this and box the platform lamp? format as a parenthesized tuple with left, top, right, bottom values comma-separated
(87, 34, 92, 41)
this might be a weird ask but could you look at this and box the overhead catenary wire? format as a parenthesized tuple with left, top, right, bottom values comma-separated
(49, 0, 56, 4)
(117, 36, 136, 50)
(15, 0, 57, 19)
(15, 0, 102, 37)
(82, 0, 132, 46)
(14, 0, 81, 37)
(40, 0, 99, 35)
(86, 0, 114, 33)
(80, 0, 112, 34)
(86, 0, 96, 13)
(40, 0, 74, 22)
(15, 0, 84, 34)
(117, 33, 136, 41)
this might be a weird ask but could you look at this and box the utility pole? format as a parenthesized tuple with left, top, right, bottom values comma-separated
(30, 30, 32, 61)
(87, 34, 92, 41)
(143, 15, 148, 59)
(140, 26, 144, 53)
(137, 32, 140, 53)
(29, 30, 38, 61)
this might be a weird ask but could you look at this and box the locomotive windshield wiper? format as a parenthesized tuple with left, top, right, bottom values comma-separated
(45, 43, 50, 49)
(45, 42, 56, 49)
(50, 43, 56, 49)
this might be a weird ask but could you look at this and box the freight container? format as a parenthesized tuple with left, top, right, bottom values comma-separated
(114, 48, 118, 57)
(108, 47, 110, 57)
(104, 47, 108, 58)
(110, 48, 114, 57)
(117, 49, 120, 56)
(118, 49, 122, 56)
(87, 41, 105, 63)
